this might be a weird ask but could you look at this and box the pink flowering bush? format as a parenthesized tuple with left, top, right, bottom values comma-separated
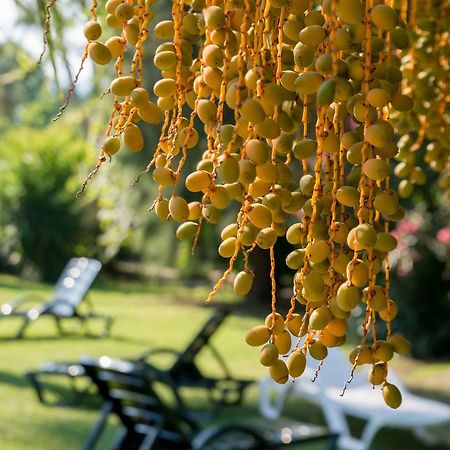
(388, 203, 450, 357)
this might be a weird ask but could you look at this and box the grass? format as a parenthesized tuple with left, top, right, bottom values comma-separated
(0, 273, 449, 450)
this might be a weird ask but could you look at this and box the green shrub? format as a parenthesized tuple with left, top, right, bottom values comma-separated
(0, 124, 96, 281)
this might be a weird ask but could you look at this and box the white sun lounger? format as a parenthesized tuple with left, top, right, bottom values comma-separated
(259, 348, 450, 450)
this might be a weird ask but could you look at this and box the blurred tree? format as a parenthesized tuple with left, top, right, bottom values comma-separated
(0, 42, 46, 126)
(0, 30, 157, 280)
(0, 124, 96, 280)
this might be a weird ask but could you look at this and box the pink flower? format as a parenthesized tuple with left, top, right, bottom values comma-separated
(396, 266, 410, 277)
(437, 227, 450, 245)
(396, 219, 420, 235)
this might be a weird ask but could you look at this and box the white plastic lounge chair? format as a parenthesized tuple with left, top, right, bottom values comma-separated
(259, 347, 450, 450)
(0, 257, 112, 338)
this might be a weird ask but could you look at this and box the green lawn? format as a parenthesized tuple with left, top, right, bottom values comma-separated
(0, 273, 449, 450)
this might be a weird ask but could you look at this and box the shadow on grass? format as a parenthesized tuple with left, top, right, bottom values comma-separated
(409, 387, 450, 405)
(27, 414, 118, 450)
(0, 368, 102, 410)
(0, 369, 29, 388)
(0, 331, 156, 347)
(0, 334, 106, 343)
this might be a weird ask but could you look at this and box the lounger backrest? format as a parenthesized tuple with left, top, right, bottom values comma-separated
(170, 308, 230, 375)
(81, 356, 193, 444)
(50, 258, 102, 316)
(305, 348, 369, 389)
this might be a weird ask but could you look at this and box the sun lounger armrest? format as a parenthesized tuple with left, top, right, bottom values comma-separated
(0, 293, 45, 315)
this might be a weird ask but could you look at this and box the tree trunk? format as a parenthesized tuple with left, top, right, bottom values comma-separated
(246, 246, 272, 307)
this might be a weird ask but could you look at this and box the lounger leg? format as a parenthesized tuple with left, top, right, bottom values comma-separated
(16, 317, 31, 339)
(26, 372, 47, 405)
(320, 400, 352, 439)
(327, 434, 339, 450)
(54, 316, 64, 335)
(79, 314, 112, 338)
(83, 401, 113, 450)
(138, 428, 159, 450)
(103, 316, 113, 337)
(359, 418, 383, 450)
(80, 317, 91, 336)
(258, 378, 292, 420)
(320, 401, 368, 450)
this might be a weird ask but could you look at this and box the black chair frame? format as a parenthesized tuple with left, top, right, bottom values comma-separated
(80, 356, 338, 450)
(27, 308, 250, 409)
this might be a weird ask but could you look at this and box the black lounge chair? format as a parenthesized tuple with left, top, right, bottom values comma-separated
(136, 307, 253, 409)
(0, 257, 112, 339)
(27, 308, 252, 409)
(80, 355, 338, 450)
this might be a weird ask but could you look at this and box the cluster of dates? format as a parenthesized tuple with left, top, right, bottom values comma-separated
(47, 0, 450, 409)
(390, 0, 450, 199)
